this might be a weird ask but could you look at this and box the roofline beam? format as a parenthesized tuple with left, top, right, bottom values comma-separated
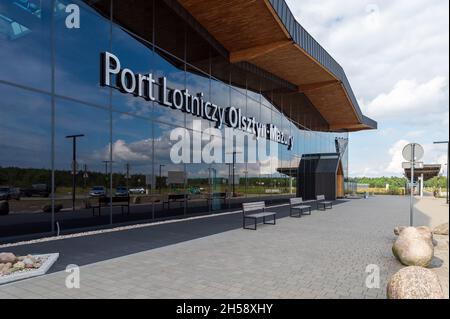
(299, 80, 340, 92)
(329, 123, 367, 131)
(230, 40, 293, 63)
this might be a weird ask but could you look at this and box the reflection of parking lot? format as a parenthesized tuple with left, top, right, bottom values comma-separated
(2, 192, 293, 215)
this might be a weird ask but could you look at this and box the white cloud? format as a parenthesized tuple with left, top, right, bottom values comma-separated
(385, 139, 410, 174)
(286, 0, 449, 177)
(363, 77, 448, 120)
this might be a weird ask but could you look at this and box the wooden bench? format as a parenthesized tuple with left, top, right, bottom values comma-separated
(163, 193, 188, 209)
(316, 195, 333, 210)
(92, 196, 130, 216)
(289, 197, 312, 217)
(242, 201, 276, 230)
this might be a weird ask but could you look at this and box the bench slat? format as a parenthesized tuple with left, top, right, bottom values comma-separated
(292, 205, 311, 210)
(246, 212, 276, 219)
(242, 202, 265, 212)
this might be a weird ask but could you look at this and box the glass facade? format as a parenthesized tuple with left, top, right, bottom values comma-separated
(0, 0, 348, 242)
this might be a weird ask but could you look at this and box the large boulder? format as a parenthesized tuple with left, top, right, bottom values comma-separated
(394, 226, 433, 241)
(387, 266, 445, 299)
(392, 227, 434, 267)
(394, 226, 407, 236)
(0, 201, 9, 216)
(433, 223, 449, 235)
(0, 252, 17, 264)
(416, 226, 433, 243)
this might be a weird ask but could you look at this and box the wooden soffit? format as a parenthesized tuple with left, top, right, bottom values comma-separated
(177, 0, 374, 132)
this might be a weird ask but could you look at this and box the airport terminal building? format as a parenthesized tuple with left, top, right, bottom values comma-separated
(0, 0, 376, 242)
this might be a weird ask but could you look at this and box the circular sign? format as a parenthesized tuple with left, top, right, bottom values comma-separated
(402, 143, 424, 161)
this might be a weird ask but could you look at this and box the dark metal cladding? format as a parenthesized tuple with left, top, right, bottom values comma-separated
(268, 0, 377, 130)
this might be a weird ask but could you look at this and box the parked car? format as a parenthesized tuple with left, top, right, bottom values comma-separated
(129, 187, 145, 194)
(115, 186, 129, 197)
(0, 186, 21, 200)
(22, 184, 50, 197)
(89, 186, 106, 197)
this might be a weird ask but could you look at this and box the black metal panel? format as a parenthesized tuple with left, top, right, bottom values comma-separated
(297, 153, 340, 200)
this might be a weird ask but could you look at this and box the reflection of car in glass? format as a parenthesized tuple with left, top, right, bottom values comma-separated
(22, 184, 50, 197)
(115, 186, 129, 197)
(89, 186, 106, 197)
(187, 186, 201, 195)
(0, 186, 21, 200)
(129, 187, 145, 194)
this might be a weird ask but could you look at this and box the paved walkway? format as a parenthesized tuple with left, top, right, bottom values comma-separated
(415, 196, 449, 298)
(0, 196, 444, 299)
(414, 196, 449, 229)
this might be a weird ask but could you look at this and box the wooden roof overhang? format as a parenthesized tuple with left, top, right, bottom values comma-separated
(177, 0, 377, 132)
(404, 165, 442, 181)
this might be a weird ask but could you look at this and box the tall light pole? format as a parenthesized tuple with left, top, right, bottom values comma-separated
(225, 151, 243, 197)
(159, 164, 165, 194)
(102, 160, 114, 192)
(125, 163, 130, 191)
(434, 141, 449, 204)
(65, 134, 84, 211)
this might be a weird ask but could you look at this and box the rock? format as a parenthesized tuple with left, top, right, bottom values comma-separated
(0, 200, 9, 216)
(416, 226, 433, 243)
(387, 266, 445, 299)
(0, 252, 17, 264)
(394, 226, 432, 241)
(2, 263, 12, 272)
(23, 257, 35, 268)
(394, 226, 407, 236)
(433, 223, 449, 235)
(0, 262, 13, 275)
(392, 227, 434, 267)
(0, 262, 12, 274)
(13, 261, 25, 270)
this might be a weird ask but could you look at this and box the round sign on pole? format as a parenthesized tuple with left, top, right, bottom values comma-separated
(402, 143, 424, 161)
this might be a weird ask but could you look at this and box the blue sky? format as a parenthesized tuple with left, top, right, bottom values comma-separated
(286, 0, 449, 177)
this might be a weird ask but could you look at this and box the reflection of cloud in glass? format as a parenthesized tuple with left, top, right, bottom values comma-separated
(93, 139, 152, 163)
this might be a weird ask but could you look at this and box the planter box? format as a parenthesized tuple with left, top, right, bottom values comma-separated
(0, 253, 59, 285)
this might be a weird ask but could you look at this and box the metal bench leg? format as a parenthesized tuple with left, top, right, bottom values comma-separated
(243, 217, 257, 230)
(264, 216, 276, 225)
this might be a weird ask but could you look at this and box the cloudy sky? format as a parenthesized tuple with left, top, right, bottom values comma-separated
(286, 0, 449, 177)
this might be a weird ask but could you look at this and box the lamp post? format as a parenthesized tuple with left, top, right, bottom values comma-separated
(434, 141, 449, 204)
(159, 164, 165, 194)
(102, 160, 114, 193)
(125, 163, 130, 192)
(225, 151, 243, 197)
(65, 134, 84, 211)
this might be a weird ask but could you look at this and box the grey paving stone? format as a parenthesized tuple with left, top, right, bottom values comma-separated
(0, 196, 417, 299)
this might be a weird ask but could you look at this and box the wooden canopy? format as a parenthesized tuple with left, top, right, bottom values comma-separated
(178, 0, 377, 132)
(404, 165, 442, 181)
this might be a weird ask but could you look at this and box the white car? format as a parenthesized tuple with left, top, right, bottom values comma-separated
(129, 187, 145, 194)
